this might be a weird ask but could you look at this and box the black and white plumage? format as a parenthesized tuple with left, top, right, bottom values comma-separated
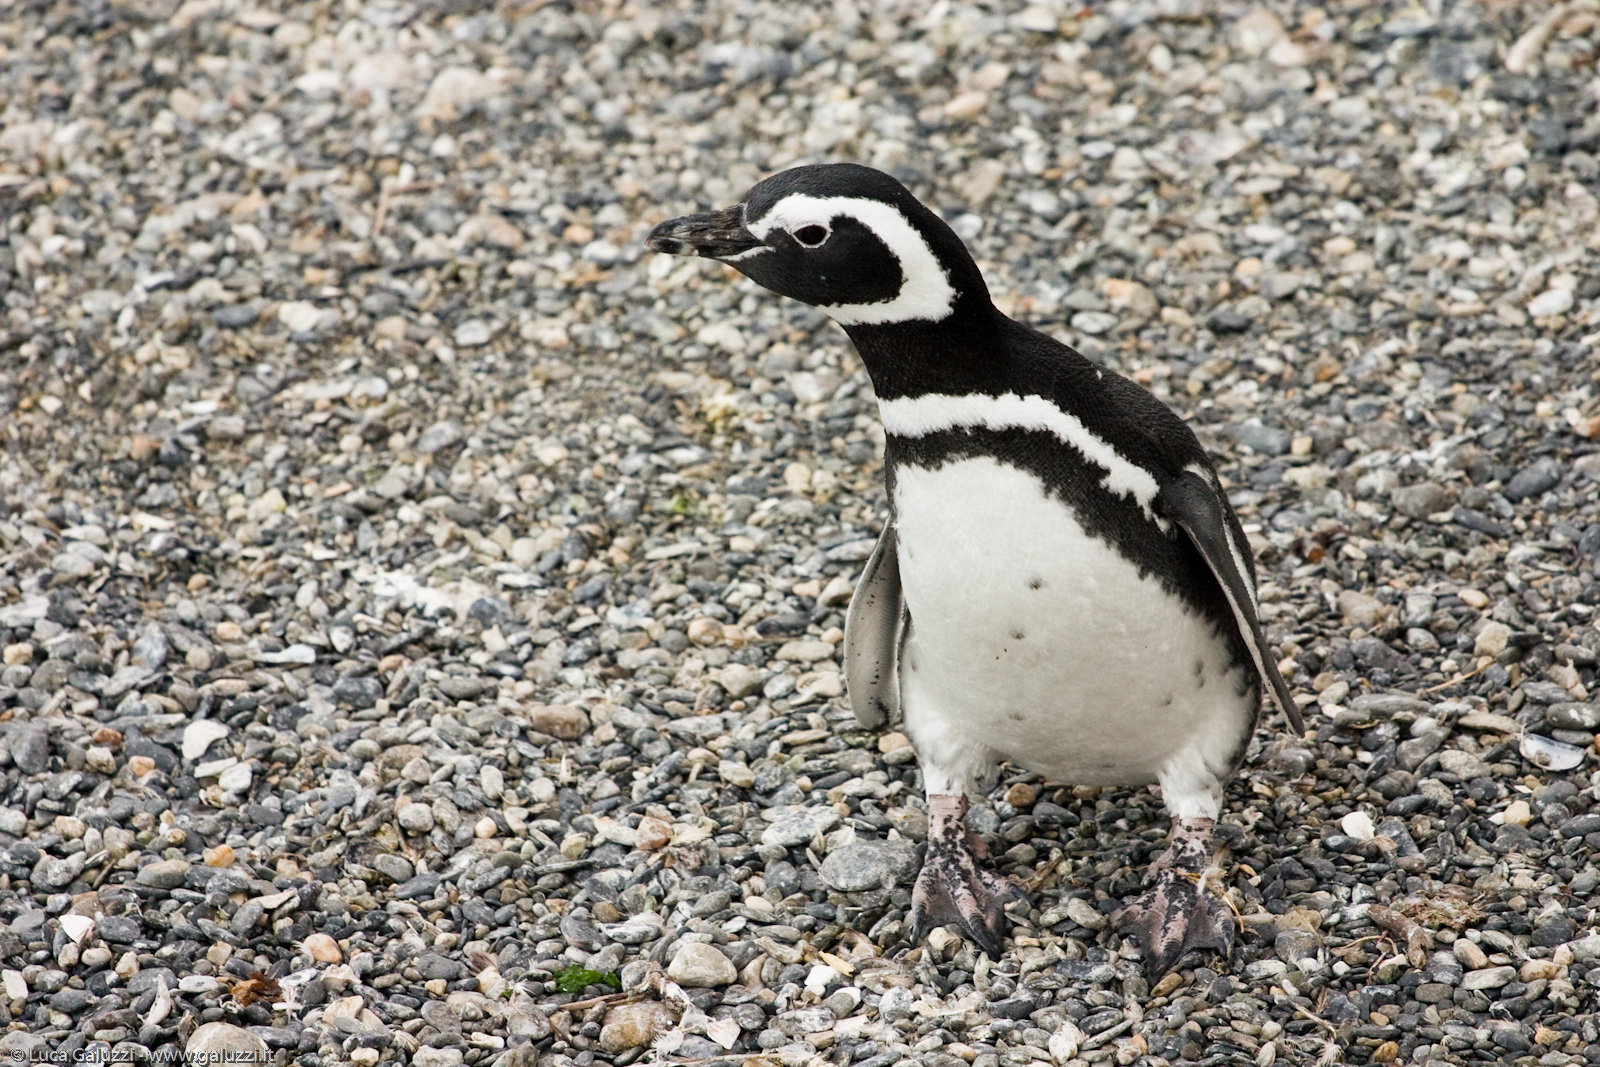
(648, 163, 1302, 975)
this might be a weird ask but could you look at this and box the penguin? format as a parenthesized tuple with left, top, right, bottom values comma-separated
(647, 163, 1303, 977)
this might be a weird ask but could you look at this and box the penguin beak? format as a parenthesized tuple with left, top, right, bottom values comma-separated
(647, 205, 764, 260)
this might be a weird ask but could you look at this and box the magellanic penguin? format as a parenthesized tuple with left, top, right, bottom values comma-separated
(647, 163, 1303, 977)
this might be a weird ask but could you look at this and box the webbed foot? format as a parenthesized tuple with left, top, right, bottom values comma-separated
(907, 794, 1024, 959)
(1115, 817, 1234, 979)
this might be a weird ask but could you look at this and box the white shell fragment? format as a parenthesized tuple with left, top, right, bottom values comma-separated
(1520, 733, 1585, 772)
(1341, 811, 1376, 842)
(182, 720, 232, 761)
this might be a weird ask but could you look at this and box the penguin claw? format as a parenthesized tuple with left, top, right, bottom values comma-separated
(907, 794, 1023, 959)
(1117, 868, 1234, 980)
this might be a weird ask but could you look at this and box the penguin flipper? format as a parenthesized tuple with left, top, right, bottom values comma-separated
(843, 526, 903, 729)
(1155, 470, 1304, 735)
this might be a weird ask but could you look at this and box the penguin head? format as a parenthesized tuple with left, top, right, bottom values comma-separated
(647, 163, 989, 327)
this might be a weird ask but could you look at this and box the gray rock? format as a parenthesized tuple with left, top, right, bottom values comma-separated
(1547, 703, 1600, 731)
(666, 942, 736, 987)
(1230, 422, 1291, 455)
(1274, 929, 1319, 964)
(416, 420, 464, 454)
(1460, 965, 1516, 991)
(372, 854, 415, 882)
(32, 852, 85, 890)
(818, 839, 920, 892)
(760, 807, 842, 848)
(187, 1023, 268, 1059)
(1391, 482, 1453, 519)
(415, 952, 462, 980)
(9, 723, 50, 775)
(773, 1006, 836, 1036)
(1503, 457, 1561, 501)
(136, 858, 191, 889)
(332, 675, 383, 709)
(1070, 310, 1118, 335)
(214, 305, 259, 328)
(131, 625, 168, 670)
(1350, 693, 1431, 718)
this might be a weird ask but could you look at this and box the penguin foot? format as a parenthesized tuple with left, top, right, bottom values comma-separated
(907, 794, 1023, 959)
(1115, 817, 1234, 979)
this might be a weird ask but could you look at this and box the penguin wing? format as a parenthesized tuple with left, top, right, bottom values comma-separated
(843, 526, 904, 729)
(1155, 470, 1305, 735)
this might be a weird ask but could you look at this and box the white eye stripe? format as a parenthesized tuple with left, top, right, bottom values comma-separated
(745, 193, 956, 325)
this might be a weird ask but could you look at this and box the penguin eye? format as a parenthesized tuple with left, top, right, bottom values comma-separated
(792, 225, 829, 248)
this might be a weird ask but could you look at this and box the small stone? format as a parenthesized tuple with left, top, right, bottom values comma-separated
(277, 301, 325, 333)
(1501, 799, 1532, 827)
(1475, 621, 1512, 657)
(214, 305, 258, 329)
(182, 720, 231, 761)
(761, 807, 842, 848)
(1340, 811, 1376, 841)
(218, 762, 253, 793)
(1391, 482, 1453, 519)
(304, 933, 341, 963)
(1071, 310, 1118, 335)
(717, 663, 765, 699)
(634, 816, 672, 851)
(718, 760, 755, 788)
(818, 839, 920, 892)
(187, 1022, 268, 1059)
(1503, 457, 1562, 502)
(398, 801, 436, 833)
(1526, 287, 1574, 318)
(1460, 965, 1516, 991)
(416, 952, 462, 981)
(1547, 703, 1600, 730)
(411, 1049, 464, 1067)
(1064, 897, 1107, 931)
(1454, 938, 1490, 970)
(878, 732, 912, 753)
(416, 420, 464, 454)
(9, 723, 50, 774)
(524, 704, 589, 739)
(1338, 590, 1394, 630)
(599, 1001, 676, 1052)
(454, 320, 493, 347)
(1231, 9, 1286, 56)
(667, 942, 737, 987)
(135, 859, 190, 889)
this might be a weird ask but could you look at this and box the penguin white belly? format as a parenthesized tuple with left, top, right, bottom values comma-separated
(891, 457, 1253, 795)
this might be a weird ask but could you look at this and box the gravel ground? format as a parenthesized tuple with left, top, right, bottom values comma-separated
(2, 1, 1600, 1066)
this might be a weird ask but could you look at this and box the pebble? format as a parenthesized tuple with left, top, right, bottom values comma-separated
(135, 859, 190, 889)
(186, 1023, 268, 1058)
(761, 807, 842, 848)
(818, 840, 919, 892)
(667, 942, 737, 987)
(599, 1002, 675, 1052)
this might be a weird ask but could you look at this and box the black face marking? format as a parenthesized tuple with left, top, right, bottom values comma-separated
(1162, 694, 1174, 707)
(733, 214, 903, 308)
(1193, 659, 1204, 676)
(1010, 628, 1025, 640)
(1028, 577, 1045, 590)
